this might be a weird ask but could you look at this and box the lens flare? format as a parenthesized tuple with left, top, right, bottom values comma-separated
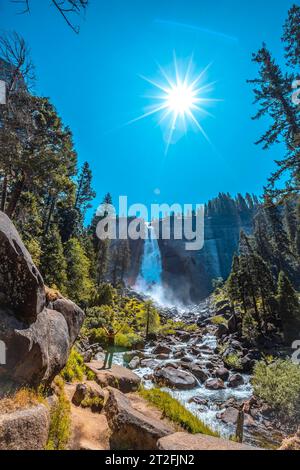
(128, 54, 219, 154)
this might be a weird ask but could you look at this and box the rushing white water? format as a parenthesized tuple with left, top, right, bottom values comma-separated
(134, 223, 167, 305)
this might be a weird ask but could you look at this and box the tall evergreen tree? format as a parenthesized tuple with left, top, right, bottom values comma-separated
(277, 271, 300, 343)
(283, 4, 300, 68)
(39, 226, 67, 292)
(64, 237, 94, 306)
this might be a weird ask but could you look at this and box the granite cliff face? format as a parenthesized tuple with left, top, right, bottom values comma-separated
(128, 194, 256, 304)
(158, 211, 254, 303)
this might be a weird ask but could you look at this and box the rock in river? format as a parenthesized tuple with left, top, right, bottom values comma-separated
(153, 366, 197, 390)
(205, 378, 225, 390)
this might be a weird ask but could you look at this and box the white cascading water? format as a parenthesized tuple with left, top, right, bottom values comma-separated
(134, 223, 166, 304)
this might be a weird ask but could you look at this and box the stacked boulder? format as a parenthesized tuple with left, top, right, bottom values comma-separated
(0, 211, 84, 396)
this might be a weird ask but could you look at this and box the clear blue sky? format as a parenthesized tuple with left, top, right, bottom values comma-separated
(0, 0, 293, 218)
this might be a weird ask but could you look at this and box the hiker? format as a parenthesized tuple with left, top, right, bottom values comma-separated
(102, 325, 122, 369)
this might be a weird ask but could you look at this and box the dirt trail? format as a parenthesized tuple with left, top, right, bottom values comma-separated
(65, 384, 110, 451)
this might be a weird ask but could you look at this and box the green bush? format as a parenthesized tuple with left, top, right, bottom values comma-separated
(211, 315, 228, 327)
(139, 388, 218, 436)
(224, 353, 243, 371)
(60, 349, 85, 382)
(252, 359, 300, 418)
(115, 332, 143, 348)
(46, 377, 71, 450)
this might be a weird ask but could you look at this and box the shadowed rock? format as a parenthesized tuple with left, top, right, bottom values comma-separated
(0, 211, 45, 323)
(0, 211, 85, 394)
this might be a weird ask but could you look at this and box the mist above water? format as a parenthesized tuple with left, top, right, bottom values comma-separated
(134, 223, 187, 310)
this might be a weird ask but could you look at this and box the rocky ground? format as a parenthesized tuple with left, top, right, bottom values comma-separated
(79, 296, 292, 449)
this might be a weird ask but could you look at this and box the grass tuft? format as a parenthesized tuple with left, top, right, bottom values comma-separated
(139, 387, 218, 437)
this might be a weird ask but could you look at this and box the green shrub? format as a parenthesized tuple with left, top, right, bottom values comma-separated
(115, 332, 143, 348)
(46, 378, 71, 450)
(139, 388, 218, 437)
(224, 353, 242, 371)
(81, 396, 104, 412)
(252, 359, 300, 418)
(60, 349, 86, 382)
(211, 315, 228, 327)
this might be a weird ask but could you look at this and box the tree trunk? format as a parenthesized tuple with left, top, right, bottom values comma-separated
(6, 175, 25, 218)
(44, 195, 57, 235)
(1, 174, 8, 212)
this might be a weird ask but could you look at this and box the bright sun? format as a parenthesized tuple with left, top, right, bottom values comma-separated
(128, 54, 218, 153)
(166, 81, 196, 115)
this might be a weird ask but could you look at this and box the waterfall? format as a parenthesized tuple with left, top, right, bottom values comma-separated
(134, 223, 164, 301)
(139, 225, 162, 285)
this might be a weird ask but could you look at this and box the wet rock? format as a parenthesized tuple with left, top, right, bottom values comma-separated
(128, 356, 140, 370)
(173, 350, 186, 359)
(188, 397, 208, 406)
(153, 366, 197, 390)
(174, 331, 191, 342)
(218, 407, 239, 425)
(219, 407, 255, 428)
(152, 344, 172, 355)
(241, 355, 255, 373)
(180, 357, 193, 363)
(164, 362, 179, 369)
(155, 353, 170, 360)
(216, 323, 229, 339)
(205, 378, 225, 390)
(215, 367, 230, 381)
(189, 366, 208, 383)
(228, 374, 244, 388)
(124, 350, 144, 363)
(140, 359, 159, 369)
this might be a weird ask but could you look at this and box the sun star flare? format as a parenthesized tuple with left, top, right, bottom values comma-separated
(129, 55, 218, 153)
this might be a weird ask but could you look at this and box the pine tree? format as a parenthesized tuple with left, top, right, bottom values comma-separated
(277, 271, 300, 343)
(283, 4, 300, 68)
(64, 237, 94, 306)
(40, 226, 67, 292)
(248, 43, 300, 199)
(75, 162, 95, 219)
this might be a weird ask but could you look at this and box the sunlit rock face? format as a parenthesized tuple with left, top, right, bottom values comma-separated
(158, 211, 254, 303)
(126, 203, 255, 304)
(159, 213, 252, 303)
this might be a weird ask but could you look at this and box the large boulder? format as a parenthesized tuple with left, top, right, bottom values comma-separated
(0, 212, 85, 394)
(0, 404, 50, 450)
(104, 387, 173, 450)
(0, 211, 45, 323)
(85, 361, 141, 393)
(157, 432, 257, 450)
(153, 366, 197, 390)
